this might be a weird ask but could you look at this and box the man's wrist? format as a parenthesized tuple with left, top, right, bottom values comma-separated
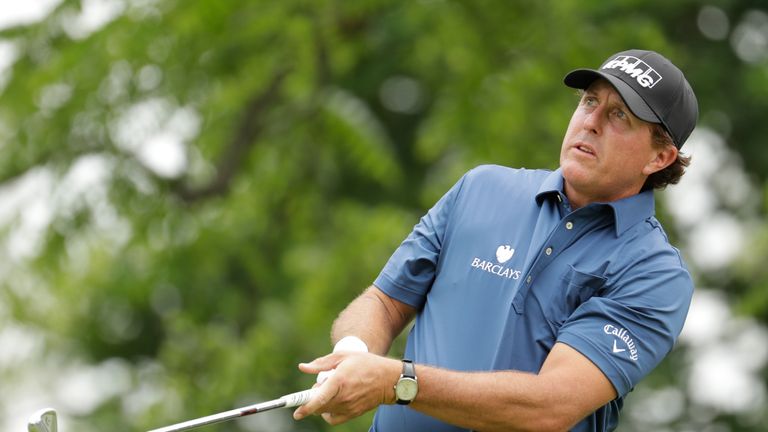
(385, 358, 403, 405)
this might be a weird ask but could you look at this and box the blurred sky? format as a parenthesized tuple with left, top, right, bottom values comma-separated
(0, 0, 61, 30)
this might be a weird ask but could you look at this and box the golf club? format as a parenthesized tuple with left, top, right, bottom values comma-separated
(26, 388, 315, 432)
(28, 408, 57, 432)
(146, 388, 317, 432)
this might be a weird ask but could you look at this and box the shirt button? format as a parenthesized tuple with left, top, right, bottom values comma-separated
(526, 276, 532, 284)
(545, 247, 553, 255)
(566, 221, 574, 230)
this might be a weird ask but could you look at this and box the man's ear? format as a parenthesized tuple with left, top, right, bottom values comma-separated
(643, 145, 678, 176)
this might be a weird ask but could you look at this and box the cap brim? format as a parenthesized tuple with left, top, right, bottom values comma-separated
(564, 69, 661, 124)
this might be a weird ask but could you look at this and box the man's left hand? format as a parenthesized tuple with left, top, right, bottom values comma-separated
(293, 352, 400, 425)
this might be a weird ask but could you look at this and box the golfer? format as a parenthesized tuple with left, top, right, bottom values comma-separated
(294, 49, 698, 431)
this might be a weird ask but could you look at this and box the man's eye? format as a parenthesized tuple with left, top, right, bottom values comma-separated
(614, 109, 627, 120)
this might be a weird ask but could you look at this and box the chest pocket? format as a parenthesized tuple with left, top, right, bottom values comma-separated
(544, 265, 608, 329)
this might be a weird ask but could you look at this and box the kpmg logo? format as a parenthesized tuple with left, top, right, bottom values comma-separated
(602, 55, 662, 89)
(470, 244, 521, 280)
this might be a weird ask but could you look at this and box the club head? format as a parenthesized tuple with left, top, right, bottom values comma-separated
(28, 408, 57, 432)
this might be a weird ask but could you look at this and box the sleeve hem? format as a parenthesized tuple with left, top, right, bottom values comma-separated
(373, 273, 426, 309)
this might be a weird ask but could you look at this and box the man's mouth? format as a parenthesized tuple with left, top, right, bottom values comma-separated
(576, 144, 595, 156)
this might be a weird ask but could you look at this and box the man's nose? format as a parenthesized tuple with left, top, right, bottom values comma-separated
(582, 105, 604, 134)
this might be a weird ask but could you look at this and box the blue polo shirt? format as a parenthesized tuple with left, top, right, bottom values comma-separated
(370, 165, 693, 432)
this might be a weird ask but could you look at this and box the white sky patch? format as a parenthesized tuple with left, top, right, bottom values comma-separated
(111, 98, 200, 178)
(37, 82, 73, 114)
(60, 0, 125, 40)
(60, 154, 132, 243)
(1, 168, 55, 260)
(681, 289, 768, 414)
(688, 344, 766, 413)
(662, 127, 767, 416)
(663, 127, 754, 270)
(687, 212, 745, 270)
(141, 131, 189, 178)
(680, 289, 731, 346)
(628, 386, 686, 426)
(0, 158, 135, 431)
(0, 0, 63, 30)
(0, 40, 19, 92)
(56, 358, 133, 414)
(0, 153, 127, 264)
(665, 129, 721, 228)
(1, 355, 140, 431)
(0, 169, 47, 227)
(56, 154, 113, 218)
(0, 324, 44, 370)
(122, 361, 168, 419)
(0, 0, 123, 37)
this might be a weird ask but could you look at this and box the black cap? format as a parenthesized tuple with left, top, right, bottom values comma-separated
(563, 49, 698, 148)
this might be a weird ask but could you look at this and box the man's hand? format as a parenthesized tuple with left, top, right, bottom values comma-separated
(293, 352, 401, 425)
(316, 336, 369, 385)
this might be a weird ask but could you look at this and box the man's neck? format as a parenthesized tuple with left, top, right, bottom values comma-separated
(563, 183, 643, 210)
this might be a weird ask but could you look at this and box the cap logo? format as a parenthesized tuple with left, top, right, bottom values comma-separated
(602, 55, 662, 89)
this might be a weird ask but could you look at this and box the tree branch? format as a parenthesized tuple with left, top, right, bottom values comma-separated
(174, 67, 291, 203)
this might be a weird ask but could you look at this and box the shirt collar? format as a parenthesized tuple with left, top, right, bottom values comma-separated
(535, 168, 656, 236)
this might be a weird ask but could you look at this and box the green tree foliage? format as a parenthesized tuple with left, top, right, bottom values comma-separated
(1, 0, 767, 431)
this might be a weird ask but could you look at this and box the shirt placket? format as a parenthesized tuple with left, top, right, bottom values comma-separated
(511, 207, 606, 314)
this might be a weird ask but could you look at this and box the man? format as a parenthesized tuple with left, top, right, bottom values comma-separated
(293, 49, 698, 431)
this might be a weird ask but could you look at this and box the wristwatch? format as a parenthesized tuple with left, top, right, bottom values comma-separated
(394, 359, 418, 405)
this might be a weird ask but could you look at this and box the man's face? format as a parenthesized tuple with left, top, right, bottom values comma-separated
(559, 79, 673, 208)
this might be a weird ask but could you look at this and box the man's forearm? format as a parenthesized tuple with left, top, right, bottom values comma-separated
(330, 285, 416, 355)
(410, 343, 617, 432)
(411, 366, 565, 432)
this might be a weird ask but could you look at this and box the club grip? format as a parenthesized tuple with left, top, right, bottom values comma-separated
(281, 388, 317, 408)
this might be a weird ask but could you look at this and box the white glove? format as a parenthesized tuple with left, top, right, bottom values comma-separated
(316, 336, 369, 384)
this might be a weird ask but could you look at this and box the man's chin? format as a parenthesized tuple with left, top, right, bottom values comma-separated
(561, 162, 593, 184)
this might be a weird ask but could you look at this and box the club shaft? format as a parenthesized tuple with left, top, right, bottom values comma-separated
(147, 389, 315, 432)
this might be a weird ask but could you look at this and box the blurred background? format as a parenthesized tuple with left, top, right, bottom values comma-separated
(0, 0, 766, 431)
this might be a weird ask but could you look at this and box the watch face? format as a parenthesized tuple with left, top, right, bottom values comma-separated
(396, 377, 418, 400)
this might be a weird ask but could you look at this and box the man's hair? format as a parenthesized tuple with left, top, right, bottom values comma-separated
(643, 124, 691, 190)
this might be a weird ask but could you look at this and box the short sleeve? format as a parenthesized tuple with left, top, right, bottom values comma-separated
(373, 172, 469, 309)
(556, 253, 693, 396)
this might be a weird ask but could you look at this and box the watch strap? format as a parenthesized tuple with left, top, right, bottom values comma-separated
(395, 359, 417, 405)
(401, 359, 415, 378)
